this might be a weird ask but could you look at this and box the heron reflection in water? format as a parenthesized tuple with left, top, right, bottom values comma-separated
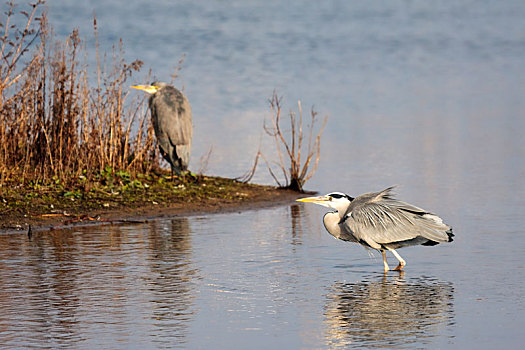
(324, 274, 455, 348)
(297, 187, 454, 271)
(132, 82, 193, 176)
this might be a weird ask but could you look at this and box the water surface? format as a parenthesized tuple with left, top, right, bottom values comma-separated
(1, 203, 522, 348)
(1, 0, 524, 348)
(0, 212, 456, 349)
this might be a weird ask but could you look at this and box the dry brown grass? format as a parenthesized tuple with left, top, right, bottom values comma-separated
(0, 1, 159, 190)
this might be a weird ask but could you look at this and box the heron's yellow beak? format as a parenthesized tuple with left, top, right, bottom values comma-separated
(296, 195, 329, 204)
(131, 84, 160, 94)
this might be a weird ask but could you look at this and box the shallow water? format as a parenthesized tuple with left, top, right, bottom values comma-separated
(2, 0, 525, 348)
(1, 205, 522, 349)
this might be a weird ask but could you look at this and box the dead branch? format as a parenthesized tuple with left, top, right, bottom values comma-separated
(259, 91, 328, 192)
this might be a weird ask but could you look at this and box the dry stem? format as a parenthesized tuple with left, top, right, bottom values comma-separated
(252, 91, 327, 192)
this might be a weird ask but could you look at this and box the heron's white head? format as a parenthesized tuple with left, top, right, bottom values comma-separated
(296, 192, 353, 212)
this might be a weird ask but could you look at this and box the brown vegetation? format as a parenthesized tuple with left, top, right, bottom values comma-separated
(0, 1, 158, 190)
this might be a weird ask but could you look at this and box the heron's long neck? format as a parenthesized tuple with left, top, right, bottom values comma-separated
(323, 211, 342, 240)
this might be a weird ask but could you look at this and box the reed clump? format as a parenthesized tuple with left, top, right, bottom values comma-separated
(0, 1, 158, 192)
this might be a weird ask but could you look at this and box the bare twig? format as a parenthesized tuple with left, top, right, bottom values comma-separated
(197, 146, 213, 176)
(170, 53, 186, 83)
(259, 91, 327, 192)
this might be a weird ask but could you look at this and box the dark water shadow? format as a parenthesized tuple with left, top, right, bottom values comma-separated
(143, 218, 198, 348)
(289, 204, 305, 246)
(323, 273, 455, 348)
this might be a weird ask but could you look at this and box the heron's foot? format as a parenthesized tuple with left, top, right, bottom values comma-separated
(393, 262, 406, 271)
(386, 248, 406, 271)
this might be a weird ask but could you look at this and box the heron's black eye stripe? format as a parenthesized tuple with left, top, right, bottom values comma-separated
(329, 193, 344, 199)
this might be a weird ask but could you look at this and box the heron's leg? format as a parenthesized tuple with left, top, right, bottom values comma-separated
(387, 247, 406, 271)
(170, 165, 181, 180)
(172, 163, 182, 178)
(381, 250, 389, 272)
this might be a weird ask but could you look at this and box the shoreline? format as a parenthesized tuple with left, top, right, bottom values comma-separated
(1, 185, 307, 235)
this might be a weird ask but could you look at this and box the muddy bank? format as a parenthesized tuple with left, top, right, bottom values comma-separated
(1, 176, 307, 234)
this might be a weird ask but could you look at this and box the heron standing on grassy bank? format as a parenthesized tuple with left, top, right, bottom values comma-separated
(132, 82, 192, 176)
(297, 187, 454, 272)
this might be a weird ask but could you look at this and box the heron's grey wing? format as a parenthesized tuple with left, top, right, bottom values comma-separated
(342, 196, 452, 250)
(155, 87, 193, 147)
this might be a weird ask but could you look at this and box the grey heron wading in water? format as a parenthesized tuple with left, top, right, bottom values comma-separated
(132, 82, 192, 175)
(297, 187, 453, 272)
